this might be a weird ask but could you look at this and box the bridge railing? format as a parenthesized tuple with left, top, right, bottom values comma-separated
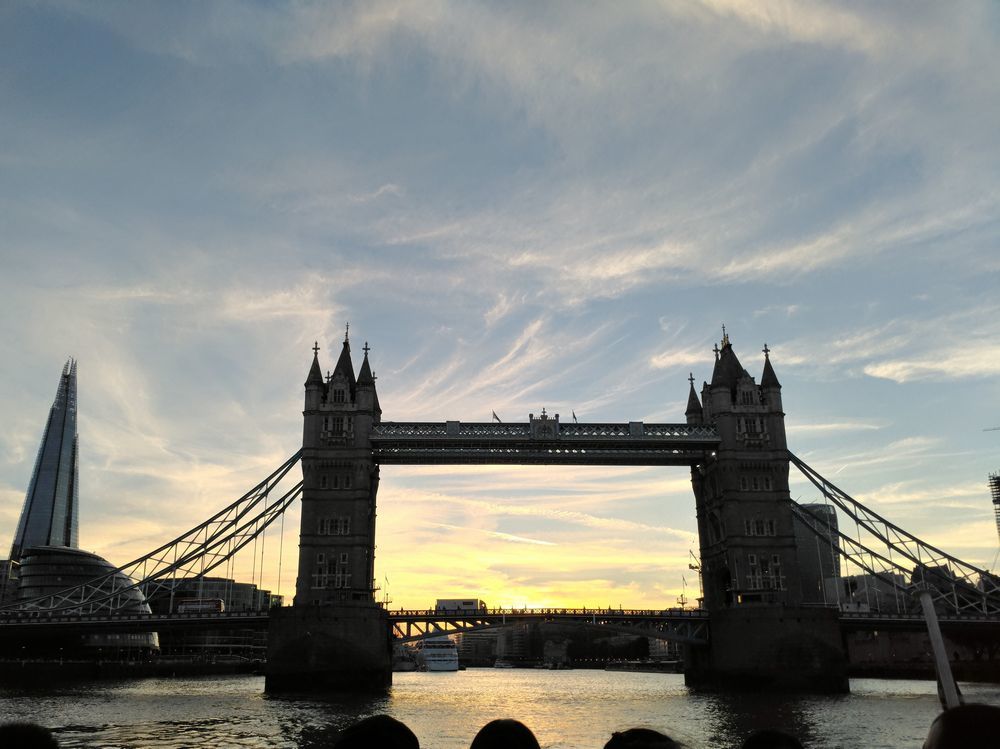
(387, 607, 710, 644)
(388, 607, 706, 618)
(371, 422, 719, 441)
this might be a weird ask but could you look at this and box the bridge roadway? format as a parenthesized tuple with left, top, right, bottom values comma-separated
(0, 607, 710, 643)
(2, 607, 999, 641)
(368, 422, 720, 465)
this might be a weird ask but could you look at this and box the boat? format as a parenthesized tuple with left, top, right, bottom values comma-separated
(416, 636, 459, 672)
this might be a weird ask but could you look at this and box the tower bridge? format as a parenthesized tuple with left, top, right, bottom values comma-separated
(4, 329, 1000, 693)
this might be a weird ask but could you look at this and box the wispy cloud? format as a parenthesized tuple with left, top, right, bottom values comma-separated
(428, 522, 556, 546)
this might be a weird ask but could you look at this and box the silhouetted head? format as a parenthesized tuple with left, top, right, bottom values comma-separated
(604, 727, 682, 749)
(333, 715, 419, 749)
(924, 703, 1000, 749)
(0, 722, 60, 748)
(741, 728, 803, 749)
(470, 719, 540, 749)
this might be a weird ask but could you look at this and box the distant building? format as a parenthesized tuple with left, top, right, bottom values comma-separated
(456, 630, 500, 665)
(15, 545, 159, 653)
(10, 360, 80, 561)
(0, 361, 158, 656)
(496, 623, 531, 662)
(822, 572, 909, 614)
(148, 576, 280, 614)
(793, 503, 841, 603)
(647, 637, 683, 660)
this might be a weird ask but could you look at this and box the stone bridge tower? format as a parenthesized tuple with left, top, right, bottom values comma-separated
(267, 330, 391, 693)
(295, 332, 381, 607)
(684, 332, 847, 691)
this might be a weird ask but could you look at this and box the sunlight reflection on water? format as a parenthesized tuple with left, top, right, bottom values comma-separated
(2, 671, 999, 748)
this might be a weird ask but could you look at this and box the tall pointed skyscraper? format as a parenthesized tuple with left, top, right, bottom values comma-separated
(9, 359, 80, 561)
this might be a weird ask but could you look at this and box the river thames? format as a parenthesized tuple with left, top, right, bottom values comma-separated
(3, 670, 999, 748)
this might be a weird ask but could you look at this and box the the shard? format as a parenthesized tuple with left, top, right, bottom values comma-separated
(9, 359, 80, 561)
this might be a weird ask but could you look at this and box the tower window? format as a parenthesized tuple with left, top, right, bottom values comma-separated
(320, 475, 328, 489)
(333, 389, 346, 403)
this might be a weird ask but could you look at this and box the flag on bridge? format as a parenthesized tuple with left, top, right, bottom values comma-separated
(492, 410, 502, 423)
(572, 410, 578, 423)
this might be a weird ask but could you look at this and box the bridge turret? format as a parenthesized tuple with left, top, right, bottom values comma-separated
(760, 344, 783, 413)
(685, 374, 703, 425)
(303, 344, 327, 451)
(355, 343, 381, 420)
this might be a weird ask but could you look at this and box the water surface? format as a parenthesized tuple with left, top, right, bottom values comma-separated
(3, 670, 998, 748)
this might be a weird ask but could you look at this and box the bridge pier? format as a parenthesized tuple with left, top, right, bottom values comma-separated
(684, 606, 847, 692)
(265, 604, 391, 694)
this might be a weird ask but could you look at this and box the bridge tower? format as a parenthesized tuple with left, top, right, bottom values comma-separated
(295, 333, 381, 607)
(684, 333, 847, 691)
(266, 330, 391, 693)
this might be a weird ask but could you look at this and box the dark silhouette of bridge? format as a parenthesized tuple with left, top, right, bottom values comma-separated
(2, 330, 999, 693)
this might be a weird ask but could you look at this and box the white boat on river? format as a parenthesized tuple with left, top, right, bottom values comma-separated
(416, 635, 459, 672)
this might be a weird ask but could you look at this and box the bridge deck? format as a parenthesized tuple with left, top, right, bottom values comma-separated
(369, 422, 720, 465)
(3, 607, 998, 641)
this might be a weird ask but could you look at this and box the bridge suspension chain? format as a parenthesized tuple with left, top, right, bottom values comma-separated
(789, 452, 1000, 616)
(1, 451, 303, 615)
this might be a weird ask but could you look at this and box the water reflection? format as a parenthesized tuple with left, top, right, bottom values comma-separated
(270, 692, 389, 749)
(1, 672, 997, 748)
(695, 690, 823, 748)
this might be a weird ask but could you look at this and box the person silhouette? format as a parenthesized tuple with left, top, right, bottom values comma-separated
(332, 715, 419, 749)
(604, 727, 683, 748)
(0, 722, 60, 748)
(470, 719, 541, 749)
(923, 704, 1000, 749)
(740, 728, 803, 749)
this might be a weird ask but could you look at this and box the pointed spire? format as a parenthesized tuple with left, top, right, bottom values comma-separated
(686, 372, 702, 416)
(711, 332, 745, 388)
(761, 343, 781, 389)
(357, 341, 374, 387)
(305, 341, 323, 387)
(332, 332, 357, 394)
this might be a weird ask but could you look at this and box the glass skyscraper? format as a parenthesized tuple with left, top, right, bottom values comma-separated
(9, 359, 80, 560)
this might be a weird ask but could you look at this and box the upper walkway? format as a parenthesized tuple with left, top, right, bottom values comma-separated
(368, 421, 720, 465)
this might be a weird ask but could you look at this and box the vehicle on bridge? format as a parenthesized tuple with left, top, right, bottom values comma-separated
(435, 598, 487, 612)
(175, 598, 225, 614)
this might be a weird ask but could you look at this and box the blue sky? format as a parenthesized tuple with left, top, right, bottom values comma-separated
(1, 1, 998, 608)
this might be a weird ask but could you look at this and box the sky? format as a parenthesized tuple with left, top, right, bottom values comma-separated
(1, 0, 999, 610)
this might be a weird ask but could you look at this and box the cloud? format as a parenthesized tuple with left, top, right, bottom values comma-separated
(786, 421, 883, 435)
(864, 344, 1000, 383)
(428, 522, 557, 546)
